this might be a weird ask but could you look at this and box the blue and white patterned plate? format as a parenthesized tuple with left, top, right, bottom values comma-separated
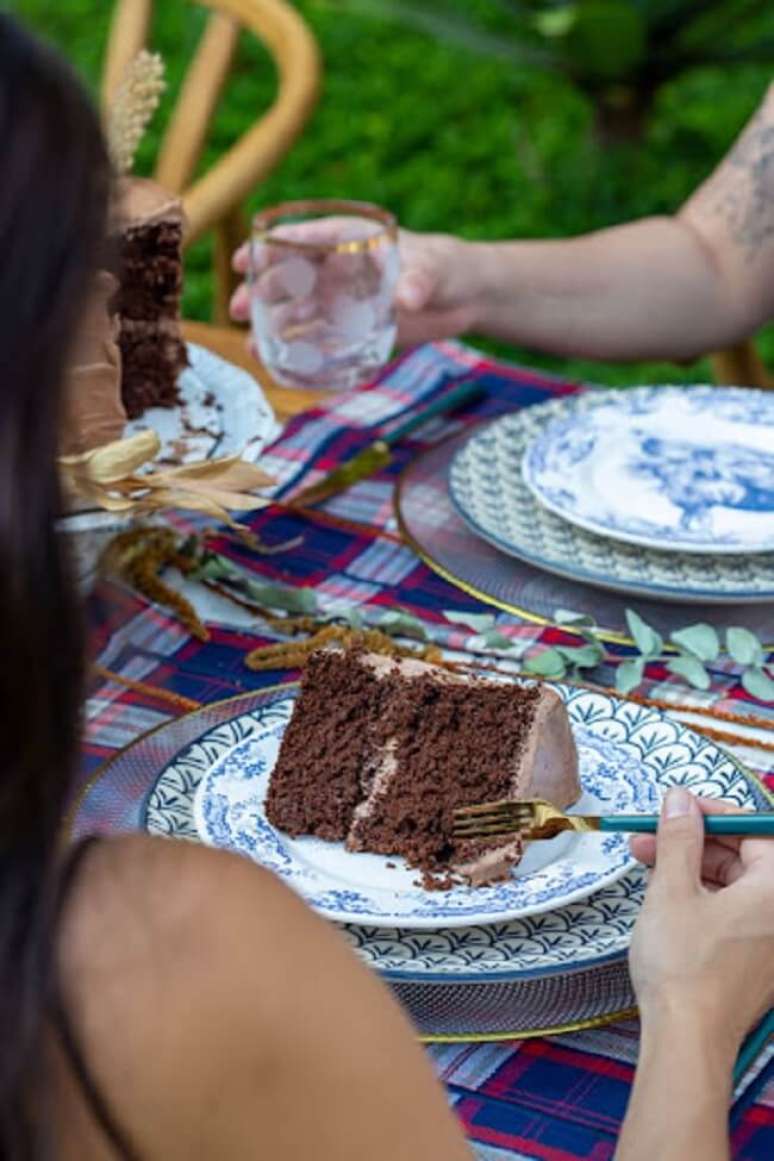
(138, 676, 747, 930)
(136, 685, 770, 994)
(522, 385, 774, 554)
(189, 695, 655, 928)
(448, 393, 774, 603)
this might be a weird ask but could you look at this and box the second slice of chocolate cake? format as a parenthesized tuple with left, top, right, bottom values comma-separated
(265, 649, 580, 888)
(113, 178, 189, 418)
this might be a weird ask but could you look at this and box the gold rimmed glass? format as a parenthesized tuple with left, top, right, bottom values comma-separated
(250, 199, 400, 391)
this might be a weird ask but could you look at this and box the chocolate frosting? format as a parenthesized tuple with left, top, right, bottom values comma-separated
(116, 177, 185, 230)
(60, 271, 126, 456)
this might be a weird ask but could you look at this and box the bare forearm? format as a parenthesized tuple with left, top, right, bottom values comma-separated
(465, 215, 747, 361)
(464, 88, 774, 361)
(617, 1009, 735, 1161)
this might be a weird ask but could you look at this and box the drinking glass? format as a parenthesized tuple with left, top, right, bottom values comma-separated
(249, 199, 399, 391)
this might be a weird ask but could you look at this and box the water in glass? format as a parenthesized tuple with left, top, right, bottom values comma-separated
(250, 201, 399, 391)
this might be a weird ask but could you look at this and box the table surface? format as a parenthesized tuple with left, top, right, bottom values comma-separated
(82, 336, 774, 1160)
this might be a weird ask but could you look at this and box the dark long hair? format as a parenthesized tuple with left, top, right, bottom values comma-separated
(0, 16, 110, 1156)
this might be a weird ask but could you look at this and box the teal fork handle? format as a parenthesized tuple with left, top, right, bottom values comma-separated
(599, 813, 774, 835)
(384, 379, 482, 445)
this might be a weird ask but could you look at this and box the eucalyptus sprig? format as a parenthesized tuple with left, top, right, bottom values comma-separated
(181, 543, 774, 703)
(444, 606, 774, 704)
(523, 609, 774, 703)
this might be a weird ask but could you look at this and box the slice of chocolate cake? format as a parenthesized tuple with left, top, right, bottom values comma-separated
(113, 178, 188, 419)
(265, 649, 581, 888)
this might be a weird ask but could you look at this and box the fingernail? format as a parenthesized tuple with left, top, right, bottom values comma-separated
(663, 787, 692, 819)
(232, 243, 248, 271)
(230, 285, 248, 315)
(397, 277, 424, 311)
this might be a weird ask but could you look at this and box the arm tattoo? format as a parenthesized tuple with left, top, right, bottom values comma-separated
(708, 101, 774, 258)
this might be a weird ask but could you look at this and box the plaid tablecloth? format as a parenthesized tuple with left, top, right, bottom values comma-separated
(82, 340, 774, 1159)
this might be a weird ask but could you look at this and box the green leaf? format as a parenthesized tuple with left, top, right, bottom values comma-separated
(564, 0, 646, 83)
(194, 554, 236, 583)
(533, 5, 577, 40)
(625, 609, 663, 658)
(556, 642, 604, 669)
(666, 655, 711, 691)
(482, 629, 516, 650)
(741, 667, 774, 703)
(726, 626, 764, 667)
(377, 611, 428, 641)
(241, 578, 319, 615)
(523, 648, 567, 678)
(554, 608, 597, 629)
(615, 657, 645, 695)
(339, 607, 364, 630)
(443, 610, 497, 634)
(670, 623, 719, 663)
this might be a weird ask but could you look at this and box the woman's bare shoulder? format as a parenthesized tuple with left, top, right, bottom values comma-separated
(61, 833, 320, 1033)
(58, 835, 471, 1160)
(57, 836, 326, 1154)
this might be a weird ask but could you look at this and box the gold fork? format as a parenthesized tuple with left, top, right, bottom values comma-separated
(452, 799, 774, 842)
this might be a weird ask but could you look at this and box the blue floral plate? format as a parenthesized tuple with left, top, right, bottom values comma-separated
(522, 385, 774, 555)
(167, 681, 739, 929)
(448, 392, 774, 603)
(81, 684, 768, 1038)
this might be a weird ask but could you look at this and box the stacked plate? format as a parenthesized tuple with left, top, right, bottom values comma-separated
(75, 682, 771, 1041)
(449, 385, 774, 605)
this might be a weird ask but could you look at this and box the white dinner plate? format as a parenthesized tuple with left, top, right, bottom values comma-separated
(522, 385, 774, 554)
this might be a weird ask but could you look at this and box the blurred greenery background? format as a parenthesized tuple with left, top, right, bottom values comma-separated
(11, 0, 774, 386)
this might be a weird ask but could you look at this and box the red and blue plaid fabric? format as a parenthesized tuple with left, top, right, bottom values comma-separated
(82, 340, 773, 1159)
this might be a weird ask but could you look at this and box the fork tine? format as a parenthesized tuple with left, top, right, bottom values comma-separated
(453, 820, 528, 839)
(455, 800, 534, 818)
(453, 810, 534, 838)
(453, 806, 533, 826)
(453, 813, 532, 829)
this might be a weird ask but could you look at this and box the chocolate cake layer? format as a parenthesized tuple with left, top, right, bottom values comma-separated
(115, 221, 184, 320)
(265, 650, 386, 841)
(118, 327, 188, 418)
(346, 657, 542, 876)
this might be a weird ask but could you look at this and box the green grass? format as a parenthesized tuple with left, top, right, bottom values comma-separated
(11, 0, 774, 386)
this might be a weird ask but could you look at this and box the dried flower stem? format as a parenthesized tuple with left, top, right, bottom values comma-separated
(245, 626, 443, 672)
(93, 664, 201, 713)
(107, 50, 165, 176)
(102, 527, 210, 642)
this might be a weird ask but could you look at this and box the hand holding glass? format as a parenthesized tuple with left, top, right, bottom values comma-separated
(249, 200, 399, 391)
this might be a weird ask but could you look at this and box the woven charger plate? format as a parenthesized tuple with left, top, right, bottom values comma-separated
(68, 687, 769, 1041)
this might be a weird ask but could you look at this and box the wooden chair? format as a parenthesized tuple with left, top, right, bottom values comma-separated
(101, 0, 320, 407)
(711, 342, 773, 390)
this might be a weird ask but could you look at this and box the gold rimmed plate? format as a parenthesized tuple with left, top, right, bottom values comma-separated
(395, 427, 774, 647)
(69, 684, 770, 1040)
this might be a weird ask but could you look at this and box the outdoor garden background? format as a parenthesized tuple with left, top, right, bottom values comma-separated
(13, 0, 774, 387)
